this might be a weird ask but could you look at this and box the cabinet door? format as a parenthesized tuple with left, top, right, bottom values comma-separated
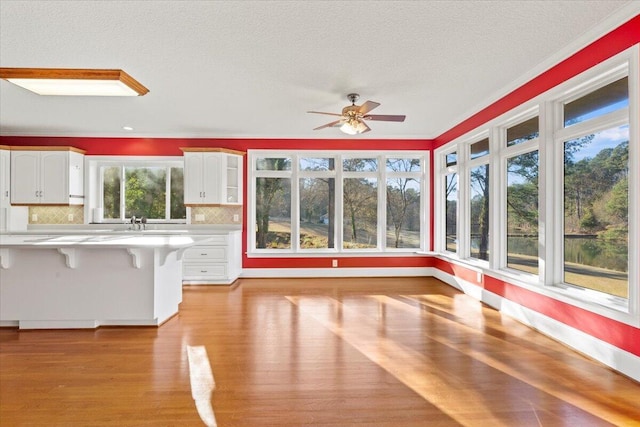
(201, 152, 222, 204)
(0, 150, 9, 231)
(40, 152, 68, 204)
(0, 150, 10, 206)
(67, 152, 84, 202)
(184, 153, 204, 204)
(224, 155, 241, 204)
(11, 151, 40, 204)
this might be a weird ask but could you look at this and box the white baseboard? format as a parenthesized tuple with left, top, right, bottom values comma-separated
(432, 269, 640, 383)
(18, 319, 99, 329)
(241, 267, 434, 278)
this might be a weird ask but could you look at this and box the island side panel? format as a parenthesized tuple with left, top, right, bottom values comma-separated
(153, 248, 183, 325)
(0, 247, 157, 328)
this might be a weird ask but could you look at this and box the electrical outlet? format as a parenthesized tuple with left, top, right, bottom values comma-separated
(68, 213, 74, 222)
(332, 259, 338, 268)
(31, 213, 38, 222)
(195, 214, 205, 222)
(233, 214, 240, 222)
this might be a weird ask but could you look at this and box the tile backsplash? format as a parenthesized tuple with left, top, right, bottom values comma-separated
(190, 206, 242, 224)
(29, 205, 84, 224)
(27, 205, 242, 225)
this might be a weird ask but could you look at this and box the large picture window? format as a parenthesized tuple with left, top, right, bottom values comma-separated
(249, 151, 427, 254)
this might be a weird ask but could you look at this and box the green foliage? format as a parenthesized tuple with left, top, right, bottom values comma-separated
(579, 208, 599, 231)
(564, 139, 628, 235)
(102, 167, 121, 219)
(125, 168, 166, 219)
(605, 178, 628, 222)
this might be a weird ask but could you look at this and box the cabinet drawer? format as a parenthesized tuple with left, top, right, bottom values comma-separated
(183, 246, 226, 261)
(183, 264, 227, 278)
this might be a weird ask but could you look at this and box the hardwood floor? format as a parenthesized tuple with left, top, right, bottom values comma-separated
(1, 277, 639, 426)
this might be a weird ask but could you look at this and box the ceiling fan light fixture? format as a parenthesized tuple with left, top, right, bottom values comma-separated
(340, 119, 368, 135)
(340, 121, 359, 135)
(0, 68, 149, 96)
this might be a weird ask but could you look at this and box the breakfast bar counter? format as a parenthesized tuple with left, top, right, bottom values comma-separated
(0, 233, 215, 329)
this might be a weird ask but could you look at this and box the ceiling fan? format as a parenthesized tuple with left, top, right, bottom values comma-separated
(308, 93, 406, 135)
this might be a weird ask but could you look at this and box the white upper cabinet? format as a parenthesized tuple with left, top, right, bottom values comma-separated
(10, 147, 85, 205)
(182, 148, 244, 205)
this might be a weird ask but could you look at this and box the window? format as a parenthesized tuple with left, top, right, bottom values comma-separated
(507, 117, 539, 147)
(445, 173, 458, 253)
(468, 138, 490, 261)
(386, 158, 422, 249)
(101, 162, 185, 221)
(503, 115, 540, 276)
(563, 77, 629, 127)
(254, 157, 292, 249)
(249, 151, 427, 254)
(563, 125, 629, 298)
(469, 163, 490, 261)
(299, 157, 335, 249)
(470, 138, 490, 159)
(506, 150, 539, 274)
(343, 159, 378, 250)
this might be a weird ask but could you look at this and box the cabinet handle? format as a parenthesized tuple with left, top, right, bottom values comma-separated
(201, 253, 208, 256)
(200, 270, 208, 273)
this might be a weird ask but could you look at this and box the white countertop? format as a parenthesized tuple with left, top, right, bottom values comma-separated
(3, 224, 241, 236)
(0, 234, 217, 249)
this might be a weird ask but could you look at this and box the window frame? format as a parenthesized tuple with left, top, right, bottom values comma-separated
(88, 156, 186, 223)
(248, 150, 428, 256)
(434, 45, 639, 327)
(497, 108, 541, 281)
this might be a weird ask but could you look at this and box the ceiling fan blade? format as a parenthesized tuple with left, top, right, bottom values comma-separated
(307, 111, 343, 117)
(360, 121, 371, 133)
(357, 101, 380, 114)
(364, 114, 406, 122)
(313, 119, 342, 130)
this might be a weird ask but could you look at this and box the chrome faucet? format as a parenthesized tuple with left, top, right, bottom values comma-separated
(129, 216, 147, 230)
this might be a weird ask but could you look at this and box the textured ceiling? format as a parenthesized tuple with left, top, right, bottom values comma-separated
(0, 1, 637, 140)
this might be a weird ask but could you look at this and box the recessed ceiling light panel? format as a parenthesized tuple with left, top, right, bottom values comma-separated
(0, 68, 149, 96)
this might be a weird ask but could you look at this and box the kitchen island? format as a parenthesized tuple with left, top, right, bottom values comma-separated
(0, 233, 216, 329)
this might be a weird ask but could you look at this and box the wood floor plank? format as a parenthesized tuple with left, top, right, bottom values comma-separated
(1, 277, 639, 426)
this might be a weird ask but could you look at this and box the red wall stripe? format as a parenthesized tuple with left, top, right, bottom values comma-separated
(244, 256, 435, 269)
(434, 14, 640, 147)
(0, 136, 432, 156)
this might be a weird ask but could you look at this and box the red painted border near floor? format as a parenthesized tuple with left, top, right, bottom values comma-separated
(433, 258, 640, 357)
(244, 255, 436, 270)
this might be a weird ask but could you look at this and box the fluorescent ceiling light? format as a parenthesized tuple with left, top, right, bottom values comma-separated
(0, 68, 149, 96)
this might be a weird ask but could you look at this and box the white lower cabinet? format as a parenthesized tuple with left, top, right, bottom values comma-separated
(182, 231, 241, 285)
